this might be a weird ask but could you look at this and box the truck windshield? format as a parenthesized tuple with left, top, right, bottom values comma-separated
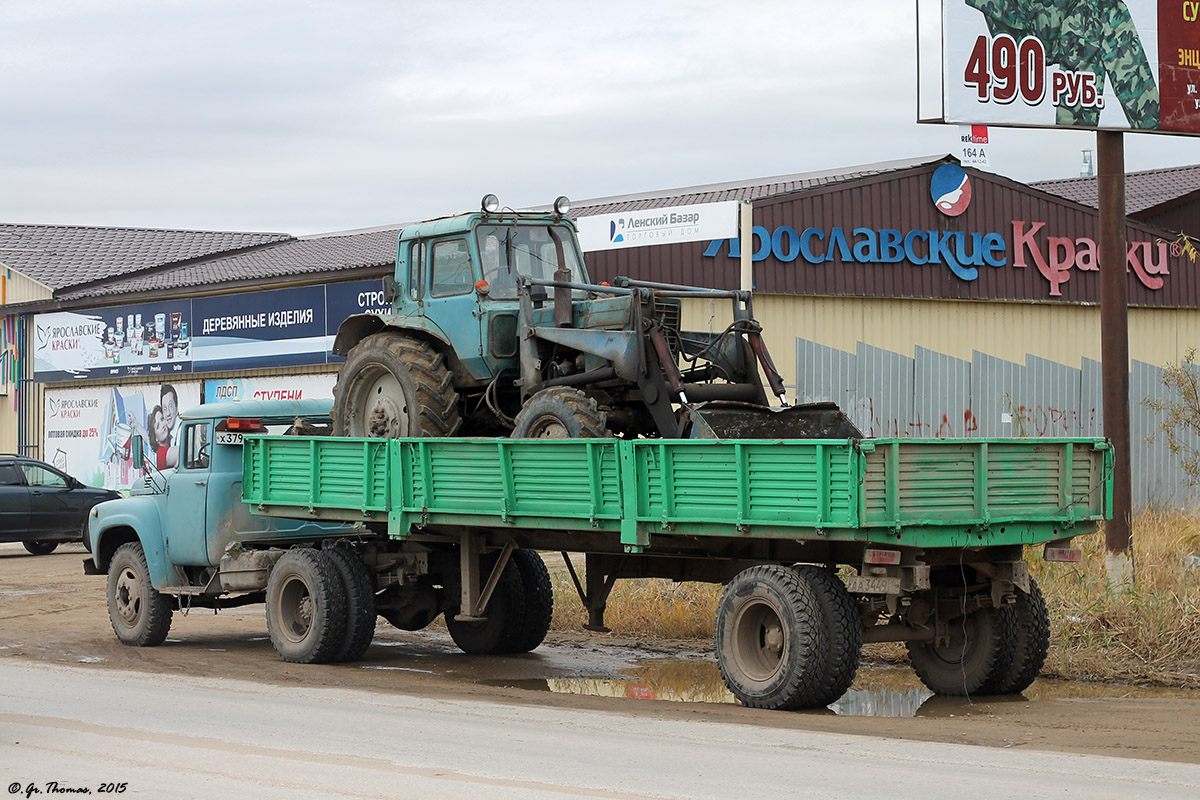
(475, 224, 587, 300)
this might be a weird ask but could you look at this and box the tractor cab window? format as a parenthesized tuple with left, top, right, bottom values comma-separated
(430, 239, 474, 297)
(475, 225, 586, 300)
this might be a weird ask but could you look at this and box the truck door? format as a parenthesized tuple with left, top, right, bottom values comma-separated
(0, 463, 31, 538)
(163, 420, 212, 566)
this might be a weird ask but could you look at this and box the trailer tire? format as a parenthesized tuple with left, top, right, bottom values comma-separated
(324, 547, 377, 663)
(107, 542, 173, 647)
(907, 605, 1016, 696)
(992, 579, 1050, 694)
(332, 332, 461, 438)
(792, 566, 862, 707)
(503, 550, 554, 653)
(512, 387, 609, 439)
(266, 549, 348, 664)
(715, 565, 831, 710)
(446, 558, 525, 655)
(23, 540, 59, 556)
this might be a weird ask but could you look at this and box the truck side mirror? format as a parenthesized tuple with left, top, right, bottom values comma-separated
(382, 276, 400, 303)
(132, 435, 145, 470)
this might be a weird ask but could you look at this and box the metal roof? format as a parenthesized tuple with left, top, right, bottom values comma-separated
(53, 227, 402, 303)
(564, 155, 955, 216)
(0, 223, 291, 291)
(1032, 163, 1200, 214)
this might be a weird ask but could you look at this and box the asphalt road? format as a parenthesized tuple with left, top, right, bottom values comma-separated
(2, 661, 1199, 800)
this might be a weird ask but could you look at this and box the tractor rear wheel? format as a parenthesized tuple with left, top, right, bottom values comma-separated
(511, 387, 608, 439)
(332, 332, 461, 438)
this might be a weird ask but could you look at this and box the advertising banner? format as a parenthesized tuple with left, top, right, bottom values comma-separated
(44, 382, 201, 491)
(33, 300, 194, 381)
(576, 201, 740, 252)
(32, 278, 399, 382)
(191, 285, 328, 373)
(203, 374, 336, 404)
(939, 0, 1200, 134)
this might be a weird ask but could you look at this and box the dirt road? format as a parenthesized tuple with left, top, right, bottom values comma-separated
(4, 543, 1200, 766)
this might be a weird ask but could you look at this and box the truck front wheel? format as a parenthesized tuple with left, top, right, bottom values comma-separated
(266, 549, 348, 664)
(332, 332, 461, 438)
(107, 542, 173, 647)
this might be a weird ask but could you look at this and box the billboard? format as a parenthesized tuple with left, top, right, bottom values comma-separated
(930, 0, 1200, 134)
(45, 382, 202, 491)
(33, 278, 390, 382)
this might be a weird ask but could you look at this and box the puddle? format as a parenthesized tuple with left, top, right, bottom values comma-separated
(77, 656, 105, 663)
(483, 659, 1200, 718)
(0, 589, 63, 597)
(359, 665, 436, 674)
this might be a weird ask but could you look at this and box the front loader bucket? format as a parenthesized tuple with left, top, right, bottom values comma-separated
(685, 400, 863, 440)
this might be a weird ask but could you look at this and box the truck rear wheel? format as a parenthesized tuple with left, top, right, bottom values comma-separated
(511, 387, 609, 438)
(266, 549, 348, 664)
(715, 565, 831, 710)
(792, 566, 861, 707)
(446, 557, 525, 655)
(107, 542, 173, 647)
(332, 332, 461, 438)
(503, 550, 554, 653)
(907, 605, 1016, 696)
(324, 547, 377, 663)
(992, 579, 1050, 694)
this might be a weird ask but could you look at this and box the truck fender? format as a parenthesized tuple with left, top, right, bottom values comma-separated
(332, 314, 453, 357)
(89, 497, 177, 590)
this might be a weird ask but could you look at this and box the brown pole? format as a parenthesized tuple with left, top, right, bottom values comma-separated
(1097, 130, 1132, 579)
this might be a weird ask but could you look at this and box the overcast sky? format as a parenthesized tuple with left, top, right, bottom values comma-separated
(3, 0, 1198, 235)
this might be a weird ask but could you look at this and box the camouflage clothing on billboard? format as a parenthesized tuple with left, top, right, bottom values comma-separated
(966, 0, 1159, 128)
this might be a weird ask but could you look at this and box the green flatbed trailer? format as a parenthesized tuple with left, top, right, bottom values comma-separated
(241, 433, 1111, 710)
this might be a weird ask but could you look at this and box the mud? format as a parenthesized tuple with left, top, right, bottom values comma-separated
(4, 542, 1200, 765)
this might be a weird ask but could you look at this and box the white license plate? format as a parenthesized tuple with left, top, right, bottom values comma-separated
(215, 431, 243, 446)
(845, 575, 902, 595)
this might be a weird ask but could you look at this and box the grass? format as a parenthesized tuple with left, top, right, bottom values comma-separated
(544, 508, 1200, 687)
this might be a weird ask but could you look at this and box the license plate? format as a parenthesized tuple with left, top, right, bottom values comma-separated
(845, 575, 902, 595)
(215, 431, 243, 446)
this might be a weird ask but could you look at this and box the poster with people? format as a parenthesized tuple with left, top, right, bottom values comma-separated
(45, 382, 201, 491)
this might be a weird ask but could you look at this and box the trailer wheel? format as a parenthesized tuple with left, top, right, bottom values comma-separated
(792, 566, 862, 707)
(266, 549, 348, 664)
(324, 547, 377, 663)
(992, 579, 1050, 694)
(503, 550, 554, 653)
(715, 565, 831, 710)
(107, 542, 173, 647)
(512, 387, 609, 438)
(23, 540, 59, 556)
(332, 332, 461, 438)
(446, 558, 526, 655)
(907, 605, 1016, 696)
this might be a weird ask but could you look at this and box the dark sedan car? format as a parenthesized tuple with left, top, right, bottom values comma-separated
(0, 455, 120, 555)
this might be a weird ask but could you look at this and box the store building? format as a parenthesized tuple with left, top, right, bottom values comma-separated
(3, 154, 1199, 503)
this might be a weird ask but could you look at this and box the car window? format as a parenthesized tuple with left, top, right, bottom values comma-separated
(20, 464, 68, 488)
(0, 463, 22, 486)
(183, 423, 210, 470)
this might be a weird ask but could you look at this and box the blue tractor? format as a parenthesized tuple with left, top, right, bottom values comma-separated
(330, 195, 859, 441)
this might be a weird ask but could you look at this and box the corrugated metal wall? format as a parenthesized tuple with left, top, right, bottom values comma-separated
(684, 294, 1200, 400)
(793, 337, 1199, 508)
(1, 266, 52, 306)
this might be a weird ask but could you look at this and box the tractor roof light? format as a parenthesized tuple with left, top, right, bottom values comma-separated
(481, 193, 500, 214)
(553, 196, 571, 216)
